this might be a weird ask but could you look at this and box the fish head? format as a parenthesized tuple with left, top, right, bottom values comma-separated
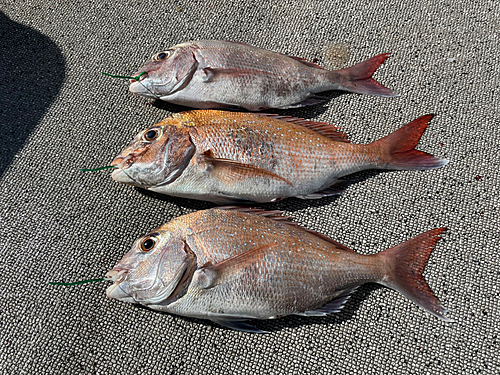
(106, 228, 195, 305)
(110, 122, 196, 188)
(129, 42, 199, 99)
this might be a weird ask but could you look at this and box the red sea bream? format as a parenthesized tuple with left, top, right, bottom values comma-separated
(110, 110, 447, 204)
(128, 40, 397, 110)
(105, 208, 452, 332)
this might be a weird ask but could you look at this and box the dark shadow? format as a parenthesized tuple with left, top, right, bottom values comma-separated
(0, 12, 65, 177)
(135, 187, 217, 211)
(150, 99, 195, 114)
(150, 91, 349, 119)
(271, 91, 348, 119)
(132, 284, 384, 333)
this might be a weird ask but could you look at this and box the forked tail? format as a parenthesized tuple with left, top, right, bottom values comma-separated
(372, 114, 448, 170)
(335, 53, 397, 97)
(378, 228, 453, 321)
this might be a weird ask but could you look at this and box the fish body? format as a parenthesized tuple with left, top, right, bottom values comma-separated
(128, 40, 396, 111)
(111, 110, 447, 204)
(106, 208, 451, 332)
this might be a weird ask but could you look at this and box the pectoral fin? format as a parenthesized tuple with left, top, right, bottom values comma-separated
(196, 242, 279, 289)
(201, 67, 266, 83)
(202, 150, 292, 186)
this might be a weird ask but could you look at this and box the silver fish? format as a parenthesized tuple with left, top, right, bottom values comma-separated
(106, 208, 452, 333)
(128, 40, 397, 111)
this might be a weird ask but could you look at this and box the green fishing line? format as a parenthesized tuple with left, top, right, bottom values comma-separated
(79, 166, 116, 172)
(49, 278, 105, 286)
(101, 71, 146, 81)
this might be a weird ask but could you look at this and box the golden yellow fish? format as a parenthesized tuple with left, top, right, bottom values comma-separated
(111, 110, 447, 204)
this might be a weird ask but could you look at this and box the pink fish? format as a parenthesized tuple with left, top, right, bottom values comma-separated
(128, 40, 397, 110)
(110, 111, 447, 204)
(105, 208, 452, 332)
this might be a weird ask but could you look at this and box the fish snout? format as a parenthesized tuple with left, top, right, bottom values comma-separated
(110, 155, 125, 168)
(129, 72, 156, 98)
(110, 155, 136, 184)
(105, 268, 134, 301)
(105, 268, 128, 283)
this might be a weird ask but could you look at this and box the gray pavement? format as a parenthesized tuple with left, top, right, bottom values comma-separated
(0, 1, 498, 374)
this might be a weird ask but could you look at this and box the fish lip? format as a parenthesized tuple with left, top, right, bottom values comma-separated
(110, 155, 139, 185)
(105, 268, 135, 301)
(129, 80, 154, 98)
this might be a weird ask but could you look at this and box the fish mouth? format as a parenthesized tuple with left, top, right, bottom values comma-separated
(129, 72, 159, 99)
(105, 268, 128, 283)
(110, 155, 140, 186)
(105, 268, 135, 302)
(129, 71, 148, 84)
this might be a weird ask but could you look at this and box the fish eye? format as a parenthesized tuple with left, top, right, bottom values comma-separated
(140, 235, 157, 252)
(153, 51, 170, 61)
(143, 128, 159, 142)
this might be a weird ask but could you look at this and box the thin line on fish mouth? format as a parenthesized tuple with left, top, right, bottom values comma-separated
(129, 71, 148, 83)
(111, 155, 143, 185)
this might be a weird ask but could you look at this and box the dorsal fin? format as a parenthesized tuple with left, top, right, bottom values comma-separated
(258, 114, 350, 143)
(287, 55, 324, 69)
(215, 207, 355, 253)
(217, 206, 289, 220)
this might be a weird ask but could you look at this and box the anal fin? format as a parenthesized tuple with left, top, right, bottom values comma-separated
(296, 180, 352, 199)
(211, 319, 269, 333)
(298, 287, 358, 316)
(278, 95, 330, 109)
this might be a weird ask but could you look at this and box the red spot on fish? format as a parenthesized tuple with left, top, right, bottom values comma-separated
(145, 103, 151, 106)
(439, 142, 445, 146)
(312, 58, 319, 64)
(475, 176, 482, 180)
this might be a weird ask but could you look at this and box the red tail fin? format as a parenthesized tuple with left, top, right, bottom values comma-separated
(337, 53, 397, 97)
(372, 114, 448, 170)
(378, 228, 452, 321)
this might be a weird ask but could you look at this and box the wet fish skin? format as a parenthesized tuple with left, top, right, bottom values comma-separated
(105, 208, 452, 332)
(111, 110, 447, 204)
(128, 40, 397, 111)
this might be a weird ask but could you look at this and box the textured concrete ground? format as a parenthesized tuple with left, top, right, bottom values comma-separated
(0, 1, 498, 374)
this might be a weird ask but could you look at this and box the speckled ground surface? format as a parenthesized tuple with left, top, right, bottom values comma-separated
(0, 1, 498, 374)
